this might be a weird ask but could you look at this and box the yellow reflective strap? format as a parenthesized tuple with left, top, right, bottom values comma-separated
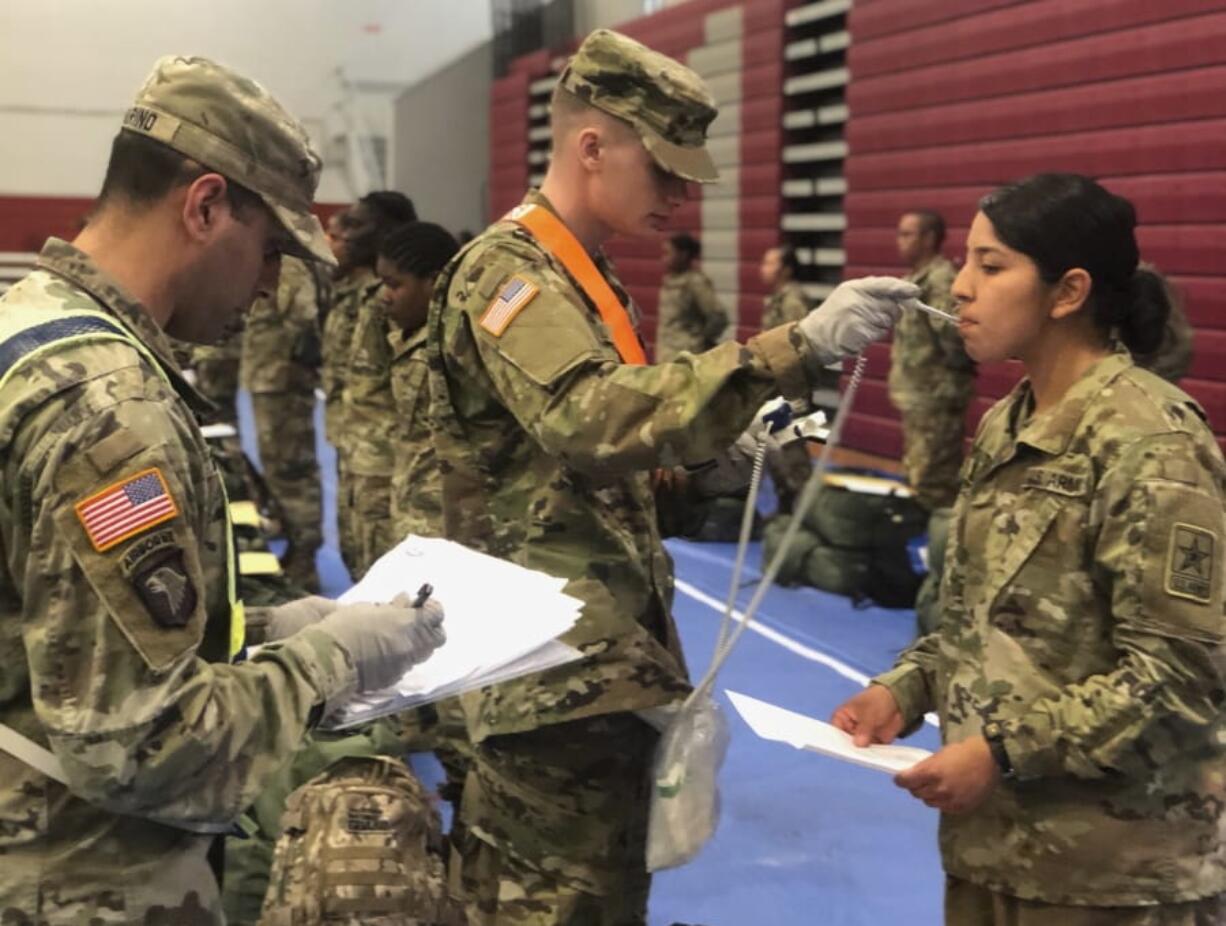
(217, 474, 246, 661)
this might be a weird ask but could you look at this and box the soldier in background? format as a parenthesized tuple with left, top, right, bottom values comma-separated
(888, 209, 975, 512)
(189, 331, 243, 426)
(321, 191, 416, 577)
(759, 243, 813, 514)
(337, 191, 417, 577)
(428, 28, 913, 924)
(654, 231, 727, 361)
(241, 255, 326, 591)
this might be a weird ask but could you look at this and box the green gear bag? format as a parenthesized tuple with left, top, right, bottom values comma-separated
(761, 516, 822, 586)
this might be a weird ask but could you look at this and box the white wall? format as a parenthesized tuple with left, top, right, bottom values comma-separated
(0, 0, 492, 202)
(573, 0, 687, 33)
(392, 42, 493, 235)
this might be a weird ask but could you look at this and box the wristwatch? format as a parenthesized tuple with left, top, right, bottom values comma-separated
(982, 720, 1016, 780)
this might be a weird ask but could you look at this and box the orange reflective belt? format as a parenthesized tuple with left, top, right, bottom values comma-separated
(508, 204, 648, 365)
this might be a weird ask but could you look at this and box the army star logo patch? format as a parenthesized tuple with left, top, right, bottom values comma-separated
(75, 467, 179, 552)
(480, 275, 539, 337)
(1166, 522, 1216, 604)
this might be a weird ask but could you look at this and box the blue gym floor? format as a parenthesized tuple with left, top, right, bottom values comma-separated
(239, 393, 944, 925)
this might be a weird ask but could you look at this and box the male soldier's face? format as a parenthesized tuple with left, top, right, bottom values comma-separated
(375, 255, 434, 332)
(168, 185, 285, 344)
(592, 133, 690, 238)
(952, 211, 1054, 364)
(661, 240, 690, 274)
(760, 248, 784, 288)
(327, 211, 351, 270)
(896, 213, 931, 266)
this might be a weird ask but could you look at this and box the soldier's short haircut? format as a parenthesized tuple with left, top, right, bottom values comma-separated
(909, 210, 947, 248)
(549, 85, 637, 149)
(379, 221, 460, 279)
(670, 232, 701, 262)
(96, 130, 262, 216)
(775, 243, 801, 277)
(358, 190, 417, 227)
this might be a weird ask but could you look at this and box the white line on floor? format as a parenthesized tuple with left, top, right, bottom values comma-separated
(674, 578, 939, 728)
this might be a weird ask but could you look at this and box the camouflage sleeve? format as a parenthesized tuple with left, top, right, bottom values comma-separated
(691, 273, 728, 344)
(344, 293, 396, 476)
(780, 287, 810, 325)
(872, 629, 941, 730)
(999, 433, 1226, 781)
(460, 263, 815, 475)
(15, 377, 353, 828)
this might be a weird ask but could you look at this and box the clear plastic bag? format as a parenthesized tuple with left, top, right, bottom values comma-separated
(645, 694, 730, 871)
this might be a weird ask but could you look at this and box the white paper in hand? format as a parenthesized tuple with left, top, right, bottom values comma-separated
(725, 690, 930, 774)
(325, 535, 585, 728)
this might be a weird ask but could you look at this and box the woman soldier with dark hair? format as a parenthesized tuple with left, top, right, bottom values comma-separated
(834, 173, 1226, 924)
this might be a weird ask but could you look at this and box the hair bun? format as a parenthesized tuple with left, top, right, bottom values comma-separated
(1119, 268, 1172, 356)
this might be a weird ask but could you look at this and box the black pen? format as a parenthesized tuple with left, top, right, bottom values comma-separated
(412, 583, 433, 608)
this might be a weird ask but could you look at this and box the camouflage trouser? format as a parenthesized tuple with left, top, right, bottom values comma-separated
(453, 715, 655, 926)
(766, 441, 812, 516)
(251, 391, 322, 591)
(945, 877, 1226, 925)
(193, 346, 242, 427)
(915, 506, 953, 637)
(338, 470, 396, 579)
(222, 720, 407, 925)
(898, 400, 968, 512)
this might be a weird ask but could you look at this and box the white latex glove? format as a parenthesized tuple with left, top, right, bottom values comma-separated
(312, 595, 446, 693)
(797, 277, 920, 368)
(265, 595, 339, 641)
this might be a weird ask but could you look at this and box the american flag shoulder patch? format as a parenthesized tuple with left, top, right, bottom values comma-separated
(480, 275, 540, 337)
(74, 467, 180, 553)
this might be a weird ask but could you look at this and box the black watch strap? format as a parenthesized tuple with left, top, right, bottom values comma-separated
(983, 720, 1016, 780)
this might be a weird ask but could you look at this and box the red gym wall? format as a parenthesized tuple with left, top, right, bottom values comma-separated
(493, 0, 1226, 461)
(842, 0, 1226, 457)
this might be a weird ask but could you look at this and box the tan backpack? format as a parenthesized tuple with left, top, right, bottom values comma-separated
(259, 755, 467, 925)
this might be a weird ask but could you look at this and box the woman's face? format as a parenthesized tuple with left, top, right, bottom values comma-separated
(952, 212, 1055, 364)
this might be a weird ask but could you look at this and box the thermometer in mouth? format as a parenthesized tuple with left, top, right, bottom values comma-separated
(913, 301, 960, 324)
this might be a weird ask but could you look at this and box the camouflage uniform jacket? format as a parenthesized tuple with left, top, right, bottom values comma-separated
(388, 323, 441, 539)
(428, 190, 817, 742)
(654, 267, 727, 361)
(875, 349, 1226, 906)
(241, 255, 322, 396)
(0, 240, 355, 924)
(321, 266, 379, 447)
(761, 280, 810, 330)
(887, 256, 975, 406)
(341, 286, 396, 478)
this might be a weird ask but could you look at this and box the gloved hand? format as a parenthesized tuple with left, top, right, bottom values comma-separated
(312, 594, 446, 693)
(265, 595, 339, 641)
(797, 277, 920, 368)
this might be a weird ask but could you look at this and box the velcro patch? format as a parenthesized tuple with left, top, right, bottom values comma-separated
(74, 467, 179, 553)
(132, 549, 197, 628)
(1166, 522, 1215, 604)
(479, 275, 539, 337)
(1021, 467, 1088, 497)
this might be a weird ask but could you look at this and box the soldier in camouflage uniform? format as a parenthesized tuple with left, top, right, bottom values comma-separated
(654, 231, 727, 361)
(377, 221, 459, 541)
(759, 243, 813, 514)
(241, 255, 326, 591)
(888, 210, 976, 512)
(0, 56, 447, 925)
(189, 331, 244, 426)
(428, 29, 914, 925)
(835, 174, 1226, 924)
(327, 192, 417, 577)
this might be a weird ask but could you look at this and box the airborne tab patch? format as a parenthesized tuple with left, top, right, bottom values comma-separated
(75, 467, 179, 553)
(480, 275, 539, 337)
(1166, 522, 1215, 604)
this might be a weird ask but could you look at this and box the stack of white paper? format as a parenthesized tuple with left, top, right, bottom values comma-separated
(725, 690, 931, 774)
(324, 535, 585, 729)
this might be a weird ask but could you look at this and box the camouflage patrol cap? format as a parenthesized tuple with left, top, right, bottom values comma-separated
(560, 29, 719, 184)
(121, 56, 335, 266)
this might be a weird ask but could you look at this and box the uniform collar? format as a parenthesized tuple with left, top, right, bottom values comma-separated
(334, 264, 380, 297)
(518, 188, 616, 276)
(983, 348, 1133, 473)
(390, 321, 428, 359)
(906, 255, 948, 286)
(35, 238, 212, 415)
